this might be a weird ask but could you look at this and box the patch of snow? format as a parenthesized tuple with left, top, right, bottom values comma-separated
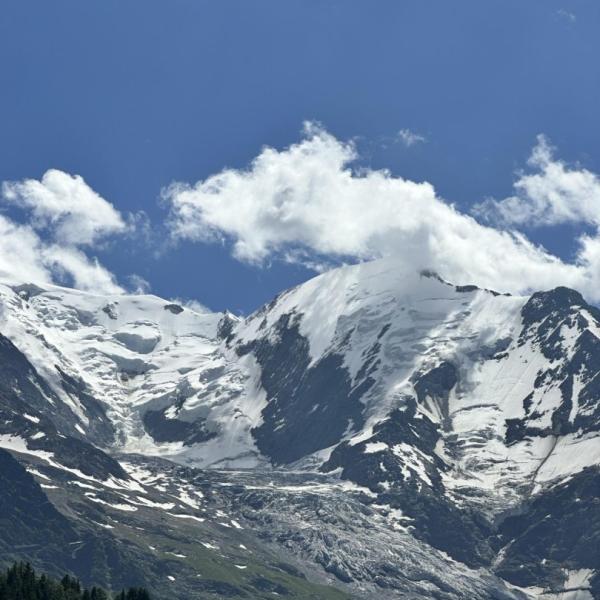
(176, 488, 201, 509)
(201, 542, 218, 550)
(26, 467, 50, 480)
(364, 441, 388, 454)
(169, 513, 205, 523)
(132, 496, 175, 510)
(85, 494, 138, 512)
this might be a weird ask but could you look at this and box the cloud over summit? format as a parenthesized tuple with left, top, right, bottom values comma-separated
(4, 127, 600, 304)
(165, 123, 600, 302)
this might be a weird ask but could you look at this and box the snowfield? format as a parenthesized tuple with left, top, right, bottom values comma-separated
(1, 257, 599, 598)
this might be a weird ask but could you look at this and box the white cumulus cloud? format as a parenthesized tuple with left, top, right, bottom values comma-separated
(2, 169, 127, 246)
(0, 215, 123, 293)
(0, 169, 133, 293)
(474, 135, 600, 228)
(165, 122, 600, 302)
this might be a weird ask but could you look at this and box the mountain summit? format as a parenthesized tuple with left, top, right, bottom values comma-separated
(0, 258, 599, 598)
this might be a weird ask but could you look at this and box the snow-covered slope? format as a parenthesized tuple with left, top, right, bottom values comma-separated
(232, 259, 600, 503)
(0, 282, 266, 468)
(2, 258, 599, 487)
(1, 258, 600, 597)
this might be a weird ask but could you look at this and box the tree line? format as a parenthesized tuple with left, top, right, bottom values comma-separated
(0, 562, 151, 600)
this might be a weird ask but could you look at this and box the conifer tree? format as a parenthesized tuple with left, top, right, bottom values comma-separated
(0, 562, 151, 600)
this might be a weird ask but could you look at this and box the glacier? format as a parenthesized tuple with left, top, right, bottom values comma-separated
(0, 257, 599, 598)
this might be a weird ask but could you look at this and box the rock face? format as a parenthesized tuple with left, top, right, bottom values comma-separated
(237, 313, 371, 464)
(496, 466, 600, 595)
(0, 448, 75, 551)
(0, 257, 599, 598)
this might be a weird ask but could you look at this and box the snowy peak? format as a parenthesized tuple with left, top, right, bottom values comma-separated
(1, 259, 600, 484)
(225, 260, 600, 510)
(507, 286, 600, 443)
(1, 261, 600, 597)
(235, 260, 511, 368)
(0, 281, 255, 462)
(230, 260, 526, 465)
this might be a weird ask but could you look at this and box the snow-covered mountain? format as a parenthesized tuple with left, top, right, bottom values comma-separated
(0, 258, 599, 598)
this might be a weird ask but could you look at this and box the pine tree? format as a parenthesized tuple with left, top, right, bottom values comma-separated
(0, 562, 151, 600)
(90, 587, 108, 600)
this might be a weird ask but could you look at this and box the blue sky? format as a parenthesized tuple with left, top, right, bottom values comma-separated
(1, 1, 600, 312)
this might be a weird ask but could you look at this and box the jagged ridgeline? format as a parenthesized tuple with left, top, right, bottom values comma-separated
(1, 260, 600, 598)
(0, 561, 150, 600)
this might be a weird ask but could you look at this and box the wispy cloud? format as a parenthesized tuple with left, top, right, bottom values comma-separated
(556, 9, 576, 23)
(397, 128, 426, 147)
(126, 274, 151, 294)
